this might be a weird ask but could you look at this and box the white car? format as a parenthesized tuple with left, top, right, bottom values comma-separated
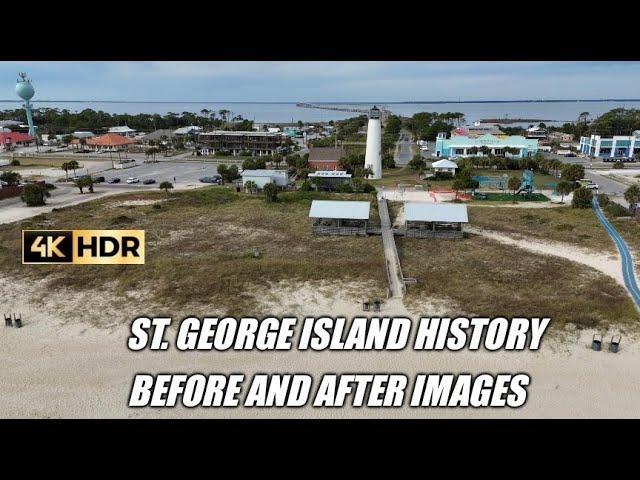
(585, 183, 599, 190)
(126, 177, 140, 184)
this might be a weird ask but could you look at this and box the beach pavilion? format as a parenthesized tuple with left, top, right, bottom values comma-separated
(403, 202, 468, 238)
(309, 200, 371, 236)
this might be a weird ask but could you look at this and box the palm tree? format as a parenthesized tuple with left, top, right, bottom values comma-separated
(159, 181, 174, 195)
(624, 185, 640, 217)
(219, 109, 230, 123)
(67, 160, 79, 177)
(61, 162, 70, 180)
(479, 146, 492, 157)
(556, 180, 573, 204)
(508, 175, 521, 202)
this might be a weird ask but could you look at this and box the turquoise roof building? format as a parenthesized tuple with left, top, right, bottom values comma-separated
(435, 133, 538, 158)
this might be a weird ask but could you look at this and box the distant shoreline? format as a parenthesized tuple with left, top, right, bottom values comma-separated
(0, 99, 639, 104)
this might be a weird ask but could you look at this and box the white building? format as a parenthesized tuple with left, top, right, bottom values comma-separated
(173, 126, 202, 136)
(579, 133, 640, 159)
(241, 169, 289, 189)
(108, 126, 137, 137)
(431, 159, 458, 175)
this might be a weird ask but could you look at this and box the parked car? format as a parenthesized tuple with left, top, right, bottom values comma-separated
(93, 176, 105, 183)
(143, 178, 156, 185)
(126, 177, 140, 184)
(585, 183, 599, 190)
(108, 177, 121, 184)
(199, 175, 222, 184)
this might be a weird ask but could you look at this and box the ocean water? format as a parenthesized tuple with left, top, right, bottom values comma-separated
(0, 100, 639, 125)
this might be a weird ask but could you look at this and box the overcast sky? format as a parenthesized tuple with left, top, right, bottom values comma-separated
(1, 61, 639, 102)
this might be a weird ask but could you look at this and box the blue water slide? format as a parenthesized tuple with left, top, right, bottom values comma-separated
(592, 197, 640, 308)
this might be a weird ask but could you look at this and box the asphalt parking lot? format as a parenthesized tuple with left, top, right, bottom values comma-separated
(93, 161, 221, 189)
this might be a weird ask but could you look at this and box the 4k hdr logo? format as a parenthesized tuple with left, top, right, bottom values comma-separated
(22, 230, 145, 265)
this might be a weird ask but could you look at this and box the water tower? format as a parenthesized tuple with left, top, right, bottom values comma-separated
(15, 72, 36, 137)
(364, 106, 382, 179)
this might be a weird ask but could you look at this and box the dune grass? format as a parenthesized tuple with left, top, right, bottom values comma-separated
(469, 206, 615, 253)
(0, 187, 386, 314)
(398, 234, 638, 329)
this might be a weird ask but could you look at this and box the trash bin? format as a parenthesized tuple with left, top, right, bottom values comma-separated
(610, 335, 621, 353)
(14, 314, 22, 328)
(236, 186, 241, 193)
(4, 314, 12, 327)
(592, 334, 602, 351)
(362, 301, 370, 311)
(372, 300, 380, 312)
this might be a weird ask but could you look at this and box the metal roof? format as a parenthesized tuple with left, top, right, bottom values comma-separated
(242, 169, 288, 178)
(432, 159, 458, 169)
(308, 147, 344, 162)
(404, 202, 469, 223)
(199, 130, 282, 137)
(309, 200, 370, 220)
(308, 170, 351, 178)
(108, 126, 136, 133)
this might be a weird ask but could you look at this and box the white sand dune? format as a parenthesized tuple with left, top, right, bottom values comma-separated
(1, 276, 639, 419)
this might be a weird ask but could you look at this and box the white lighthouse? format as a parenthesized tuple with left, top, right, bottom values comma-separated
(364, 106, 382, 179)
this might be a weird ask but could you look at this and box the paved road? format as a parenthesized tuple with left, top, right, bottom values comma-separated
(394, 130, 414, 166)
(592, 197, 640, 308)
(377, 198, 405, 298)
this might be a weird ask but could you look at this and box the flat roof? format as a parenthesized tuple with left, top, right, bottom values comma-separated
(199, 130, 282, 137)
(308, 170, 351, 178)
(404, 202, 469, 223)
(309, 200, 370, 220)
(242, 169, 288, 177)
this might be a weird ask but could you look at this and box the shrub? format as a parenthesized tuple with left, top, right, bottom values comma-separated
(604, 202, 630, 217)
(21, 183, 50, 206)
(263, 182, 278, 202)
(433, 171, 453, 181)
(10, 159, 20, 166)
(571, 187, 593, 209)
(598, 193, 610, 207)
(299, 180, 313, 192)
(362, 183, 376, 194)
(45, 183, 56, 190)
(612, 161, 625, 169)
(335, 183, 354, 193)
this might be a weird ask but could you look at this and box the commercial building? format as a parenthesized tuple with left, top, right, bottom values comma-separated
(141, 129, 175, 144)
(431, 159, 458, 175)
(308, 170, 352, 190)
(435, 133, 538, 158)
(578, 133, 640, 159)
(173, 126, 202, 136)
(84, 133, 137, 152)
(241, 169, 289, 189)
(198, 130, 283, 156)
(0, 131, 33, 150)
(309, 200, 370, 236)
(403, 202, 468, 239)
(308, 147, 344, 171)
(108, 126, 137, 137)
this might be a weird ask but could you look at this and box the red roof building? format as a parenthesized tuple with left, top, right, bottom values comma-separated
(86, 133, 137, 147)
(0, 132, 33, 145)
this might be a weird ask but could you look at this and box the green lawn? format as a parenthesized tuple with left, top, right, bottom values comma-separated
(471, 192, 550, 202)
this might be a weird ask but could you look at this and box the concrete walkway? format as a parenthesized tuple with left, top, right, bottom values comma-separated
(377, 198, 405, 298)
(592, 197, 640, 308)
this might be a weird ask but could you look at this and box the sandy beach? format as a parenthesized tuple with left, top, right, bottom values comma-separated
(1, 275, 638, 419)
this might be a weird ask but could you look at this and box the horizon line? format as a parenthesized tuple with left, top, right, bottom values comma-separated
(1, 98, 640, 104)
